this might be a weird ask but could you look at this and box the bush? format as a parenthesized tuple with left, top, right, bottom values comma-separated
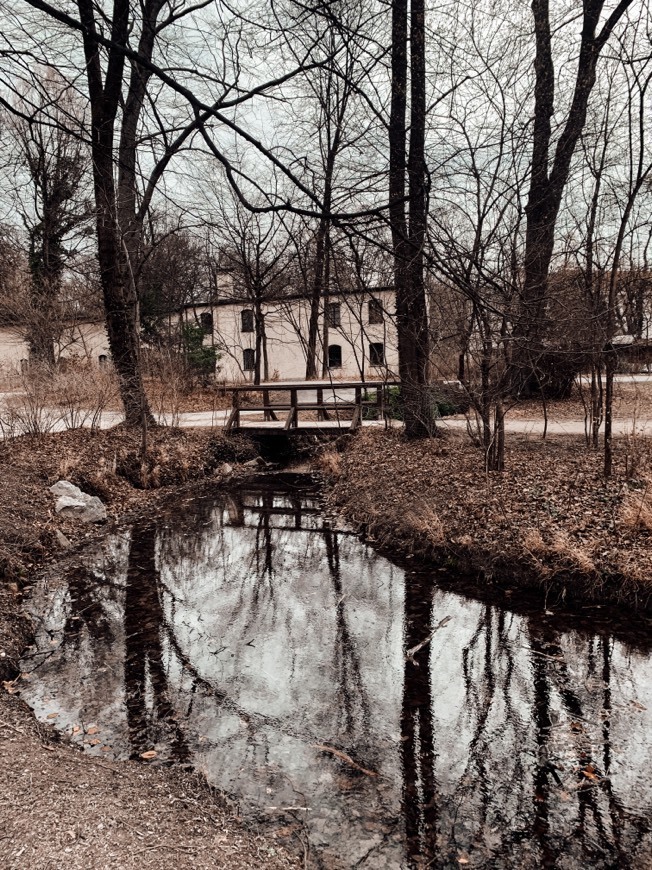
(0, 363, 119, 437)
(363, 383, 467, 421)
(182, 324, 218, 380)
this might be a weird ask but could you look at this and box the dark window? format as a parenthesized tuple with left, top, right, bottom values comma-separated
(243, 348, 255, 371)
(326, 302, 341, 327)
(368, 298, 384, 324)
(369, 342, 385, 366)
(200, 312, 213, 334)
(241, 309, 254, 332)
(19, 358, 28, 373)
(98, 354, 108, 367)
(328, 344, 342, 369)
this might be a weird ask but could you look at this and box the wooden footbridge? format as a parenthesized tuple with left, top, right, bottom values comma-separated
(225, 379, 400, 435)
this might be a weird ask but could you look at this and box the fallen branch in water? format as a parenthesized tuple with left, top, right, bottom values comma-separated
(311, 744, 378, 777)
(406, 615, 452, 664)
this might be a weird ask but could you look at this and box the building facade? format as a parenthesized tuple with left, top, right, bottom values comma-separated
(0, 287, 399, 385)
(214, 287, 398, 383)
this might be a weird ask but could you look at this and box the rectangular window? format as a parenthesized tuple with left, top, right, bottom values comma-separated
(369, 342, 385, 366)
(243, 348, 255, 371)
(368, 298, 384, 324)
(326, 302, 341, 327)
(241, 309, 254, 333)
(200, 312, 213, 334)
(328, 344, 342, 368)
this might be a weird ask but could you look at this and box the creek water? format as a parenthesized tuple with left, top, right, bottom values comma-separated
(20, 475, 652, 868)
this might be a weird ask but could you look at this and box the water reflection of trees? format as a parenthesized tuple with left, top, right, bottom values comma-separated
(124, 523, 190, 762)
(401, 570, 439, 866)
(128, 485, 378, 774)
(400, 576, 651, 868)
(528, 621, 651, 866)
(26, 482, 652, 869)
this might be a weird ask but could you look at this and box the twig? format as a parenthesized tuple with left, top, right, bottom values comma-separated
(311, 744, 378, 777)
(405, 615, 452, 664)
(0, 719, 27, 736)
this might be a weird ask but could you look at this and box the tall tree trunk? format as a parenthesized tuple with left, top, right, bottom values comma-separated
(28, 219, 59, 367)
(390, 0, 432, 437)
(320, 235, 332, 378)
(305, 216, 328, 379)
(78, 0, 153, 426)
(254, 295, 264, 385)
(93, 141, 151, 425)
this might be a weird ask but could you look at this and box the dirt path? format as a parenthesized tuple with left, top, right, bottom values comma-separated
(0, 694, 297, 870)
(440, 415, 652, 436)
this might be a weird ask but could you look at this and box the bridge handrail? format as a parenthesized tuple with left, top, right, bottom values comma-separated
(224, 379, 401, 432)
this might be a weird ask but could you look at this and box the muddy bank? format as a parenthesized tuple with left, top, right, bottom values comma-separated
(322, 429, 652, 612)
(0, 427, 298, 870)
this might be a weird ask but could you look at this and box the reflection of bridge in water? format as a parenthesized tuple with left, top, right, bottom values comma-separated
(223, 479, 358, 536)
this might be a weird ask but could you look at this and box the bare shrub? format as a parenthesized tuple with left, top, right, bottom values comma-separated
(0, 368, 63, 436)
(144, 349, 188, 427)
(51, 363, 119, 430)
(622, 415, 651, 480)
(0, 363, 119, 438)
(620, 482, 652, 533)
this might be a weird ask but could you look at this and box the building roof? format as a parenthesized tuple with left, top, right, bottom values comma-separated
(214, 286, 394, 307)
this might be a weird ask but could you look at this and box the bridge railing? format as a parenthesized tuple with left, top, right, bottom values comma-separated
(225, 379, 400, 432)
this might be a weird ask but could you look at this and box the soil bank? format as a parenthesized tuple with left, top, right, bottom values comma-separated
(322, 428, 652, 612)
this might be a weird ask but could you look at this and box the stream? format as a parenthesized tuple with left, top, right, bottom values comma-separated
(19, 475, 652, 868)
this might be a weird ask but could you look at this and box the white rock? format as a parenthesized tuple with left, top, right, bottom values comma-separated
(50, 480, 107, 523)
(50, 480, 84, 499)
(219, 463, 233, 475)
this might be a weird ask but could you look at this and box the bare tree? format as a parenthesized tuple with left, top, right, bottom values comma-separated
(218, 203, 293, 384)
(427, 10, 531, 469)
(511, 0, 635, 395)
(389, 0, 432, 437)
(7, 81, 90, 366)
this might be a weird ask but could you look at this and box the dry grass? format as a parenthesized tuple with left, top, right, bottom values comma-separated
(404, 503, 445, 544)
(620, 480, 652, 533)
(316, 448, 342, 478)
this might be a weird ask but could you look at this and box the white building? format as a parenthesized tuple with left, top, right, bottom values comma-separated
(0, 319, 111, 378)
(213, 287, 398, 383)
